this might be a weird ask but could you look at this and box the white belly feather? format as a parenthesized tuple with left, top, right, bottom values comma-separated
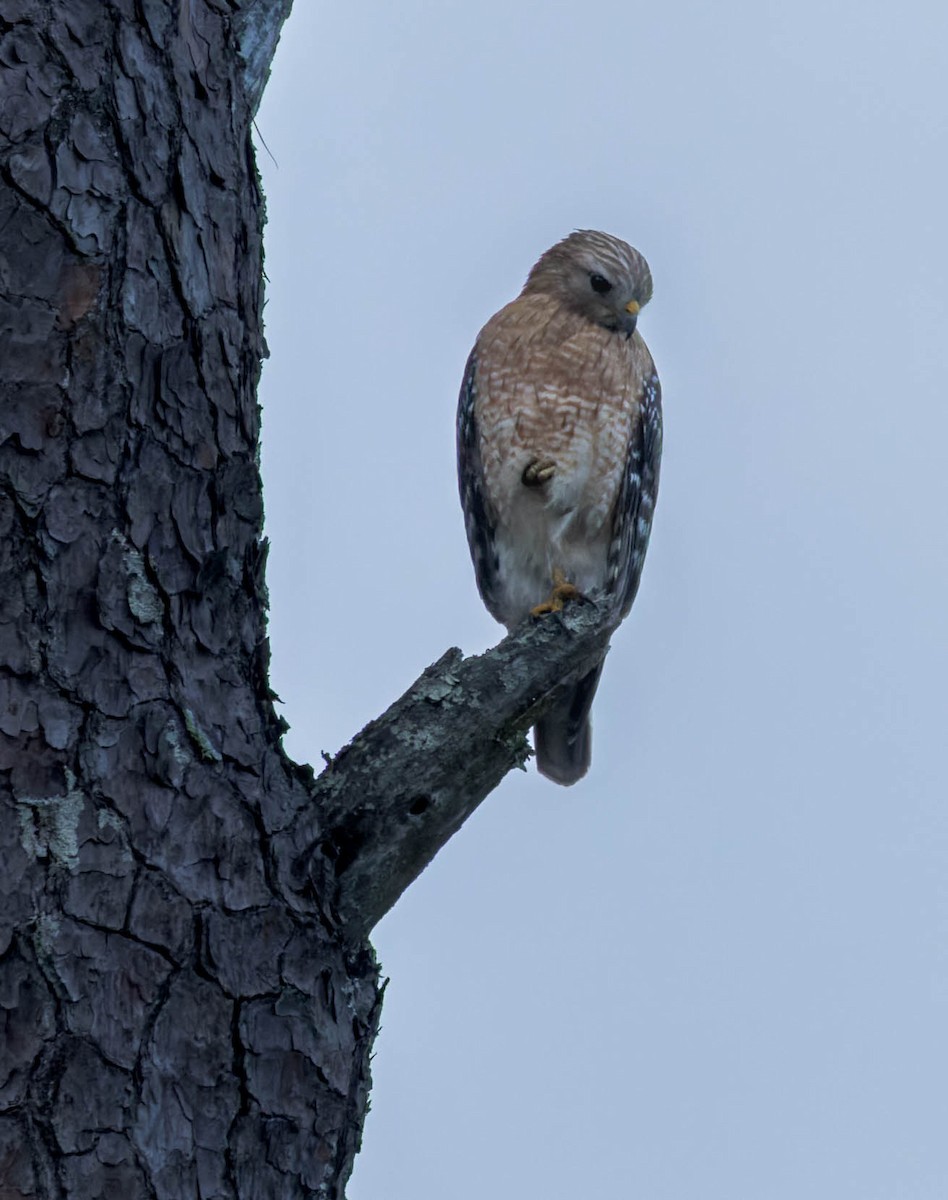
(491, 440, 614, 627)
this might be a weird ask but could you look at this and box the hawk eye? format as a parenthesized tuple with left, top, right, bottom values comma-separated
(589, 273, 613, 295)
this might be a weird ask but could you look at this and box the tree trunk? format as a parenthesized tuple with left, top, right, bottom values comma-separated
(0, 3, 618, 1196)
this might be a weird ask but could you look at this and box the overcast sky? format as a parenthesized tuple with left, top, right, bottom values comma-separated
(255, 3, 948, 1197)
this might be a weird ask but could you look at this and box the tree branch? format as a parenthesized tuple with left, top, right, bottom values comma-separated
(274, 599, 617, 942)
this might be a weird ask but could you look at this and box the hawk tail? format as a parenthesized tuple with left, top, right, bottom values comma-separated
(533, 661, 605, 787)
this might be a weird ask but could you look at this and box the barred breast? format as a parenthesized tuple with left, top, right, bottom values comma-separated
(472, 294, 649, 625)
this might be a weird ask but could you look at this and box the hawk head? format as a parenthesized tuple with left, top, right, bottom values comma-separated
(521, 229, 653, 337)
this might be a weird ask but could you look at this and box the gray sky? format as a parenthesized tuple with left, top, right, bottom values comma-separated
(256, 3, 948, 1196)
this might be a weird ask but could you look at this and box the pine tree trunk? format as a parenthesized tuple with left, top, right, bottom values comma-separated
(0, 4, 619, 1196)
(0, 3, 383, 1196)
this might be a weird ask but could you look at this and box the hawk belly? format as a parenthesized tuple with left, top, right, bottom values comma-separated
(491, 446, 615, 627)
(476, 374, 629, 628)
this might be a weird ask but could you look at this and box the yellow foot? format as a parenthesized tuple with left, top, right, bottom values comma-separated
(530, 570, 582, 617)
(522, 458, 556, 487)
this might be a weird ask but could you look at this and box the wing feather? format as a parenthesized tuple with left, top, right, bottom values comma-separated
(456, 348, 503, 622)
(609, 369, 663, 619)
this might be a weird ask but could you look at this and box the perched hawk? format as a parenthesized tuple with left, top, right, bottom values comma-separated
(457, 230, 662, 785)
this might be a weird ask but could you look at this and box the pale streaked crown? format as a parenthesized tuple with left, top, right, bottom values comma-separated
(520, 229, 653, 337)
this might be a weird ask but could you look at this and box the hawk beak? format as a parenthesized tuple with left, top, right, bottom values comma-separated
(622, 298, 640, 338)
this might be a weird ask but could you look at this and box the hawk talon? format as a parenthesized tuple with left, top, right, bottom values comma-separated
(522, 458, 556, 487)
(530, 573, 583, 618)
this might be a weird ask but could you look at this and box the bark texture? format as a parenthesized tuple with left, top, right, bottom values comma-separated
(0, 3, 618, 1197)
(281, 602, 614, 943)
(0, 3, 382, 1196)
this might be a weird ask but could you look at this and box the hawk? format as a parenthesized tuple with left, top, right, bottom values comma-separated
(457, 230, 662, 785)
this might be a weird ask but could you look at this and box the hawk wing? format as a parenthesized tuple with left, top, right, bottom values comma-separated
(609, 368, 663, 619)
(456, 348, 503, 623)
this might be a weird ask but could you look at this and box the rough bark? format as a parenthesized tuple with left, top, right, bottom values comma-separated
(0, 3, 617, 1197)
(281, 601, 614, 944)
